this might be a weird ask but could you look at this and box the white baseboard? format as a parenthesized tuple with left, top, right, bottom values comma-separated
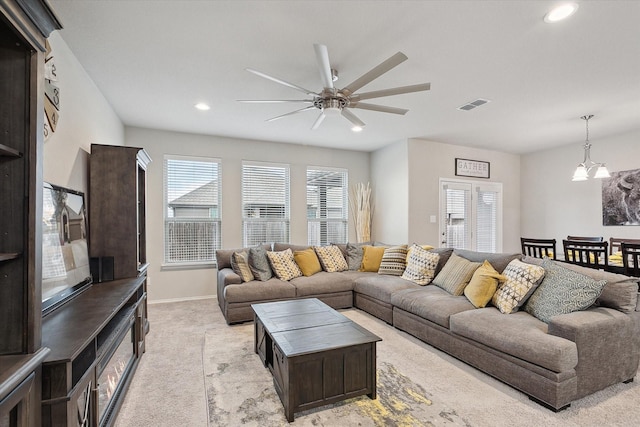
(148, 295, 217, 305)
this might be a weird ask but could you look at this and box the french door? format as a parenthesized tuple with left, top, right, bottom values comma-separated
(439, 179, 503, 252)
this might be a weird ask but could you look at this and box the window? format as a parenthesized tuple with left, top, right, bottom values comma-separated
(439, 179, 502, 252)
(307, 167, 348, 246)
(164, 155, 221, 266)
(242, 161, 290, 246)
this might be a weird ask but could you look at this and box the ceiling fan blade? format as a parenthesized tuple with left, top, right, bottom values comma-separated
(314, 43, 334, 90)
(354, 83, 431, 101)
(265, 106, 317, 122)
(342, 52, 408, 95)
(350, 103, 408, 115)
(238, 99, 314, 103)
(311, 112, 326, 130)
(246, 68, 319, 96)
(341, 108, 365, 128)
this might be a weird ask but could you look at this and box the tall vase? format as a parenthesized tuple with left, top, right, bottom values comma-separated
(351, 182, 372, 243)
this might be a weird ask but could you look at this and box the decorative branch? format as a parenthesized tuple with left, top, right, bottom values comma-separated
(350, 182, 373, 243)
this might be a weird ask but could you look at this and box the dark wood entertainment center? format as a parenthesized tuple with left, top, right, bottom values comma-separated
(0, 2, 150, 426)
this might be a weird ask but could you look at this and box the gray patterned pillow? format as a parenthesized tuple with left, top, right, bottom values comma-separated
(346, 242, 371, 270)
(524, 258, 607, 323)
(432, 252, 482, 296)
(248, 246, 273, 281)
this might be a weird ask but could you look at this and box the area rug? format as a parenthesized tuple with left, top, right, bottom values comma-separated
(203, 309, 640, 427)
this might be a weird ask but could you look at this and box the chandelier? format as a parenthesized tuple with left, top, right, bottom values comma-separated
(571, 115, 610, 181)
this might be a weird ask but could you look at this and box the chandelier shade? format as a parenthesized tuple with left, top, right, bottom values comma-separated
(571, 115, 610, 181)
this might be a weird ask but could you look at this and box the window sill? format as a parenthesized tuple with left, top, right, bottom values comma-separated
(161, 261, 217, 271)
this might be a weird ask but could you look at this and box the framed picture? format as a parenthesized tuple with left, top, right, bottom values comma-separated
(455, 158, 490, 179)
(602, 168, 640, 226)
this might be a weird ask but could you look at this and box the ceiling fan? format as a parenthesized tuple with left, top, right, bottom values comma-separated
(239, 44, 431, 131)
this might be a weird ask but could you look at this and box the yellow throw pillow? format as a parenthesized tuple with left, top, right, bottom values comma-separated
(464, 260, 506, 308)
(360, 246, 386, 272)
(294, 248, 322, 277)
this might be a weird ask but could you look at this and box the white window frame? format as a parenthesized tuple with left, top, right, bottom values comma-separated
(242, 161, 290, 247)
(306, 166, 348, 246)
(163, 154, 222, 268)
(439, 178, 503, 252)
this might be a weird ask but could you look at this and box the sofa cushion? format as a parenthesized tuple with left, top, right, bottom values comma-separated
(391, 287, 476, 328)
(248, 246, 273, 281)
(360, 246, 386, 272)
(522, 255, 639, 313)
(432, 252, 482, 296)
(231, 250, 254, 282)
(464, 260, 506, 308)
(449, 308, 578, 373)
(290, 271, 355, 297)
(454, 249, 522, 273)
(314, 245, 348, 272)
(223, 278, 296, 303)
(354, 274, 420, 304)
(293, 248, 322, 277)
(401, 244, 440, 285)
(524, 258, 607, 323)
(492, 259, 545, 314)
(378, 245, 408, 276)
(267, 249, 303, 281)
(273, 243, 311, 252)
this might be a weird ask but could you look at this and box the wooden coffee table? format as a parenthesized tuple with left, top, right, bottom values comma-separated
(252, 298, 382, 422)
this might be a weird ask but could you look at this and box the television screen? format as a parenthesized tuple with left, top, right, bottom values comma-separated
(42, 182, 92, 315)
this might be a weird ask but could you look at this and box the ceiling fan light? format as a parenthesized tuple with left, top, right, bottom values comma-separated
(194, 102, 210, 111)
(572, 165, 588, 181)
(351, 125, 363, 132)
(324, 107, 342, 116)
(544, 3, 578, 23)
(594, 165, 611, 179)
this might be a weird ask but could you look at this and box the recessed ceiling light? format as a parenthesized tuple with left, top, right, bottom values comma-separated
(351, 125, 363, 132)
(194, 102, 210, 111)
(544, 3, 579, 23)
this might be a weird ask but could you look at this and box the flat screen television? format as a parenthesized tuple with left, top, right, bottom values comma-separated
(41, 182, 92, 315)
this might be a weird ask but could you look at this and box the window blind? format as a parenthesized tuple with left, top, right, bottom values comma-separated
(441, 182, 471, 249)
(306, 167, 348, 246)
(164, 156, 221, 265)
(242, 161, 290, 246)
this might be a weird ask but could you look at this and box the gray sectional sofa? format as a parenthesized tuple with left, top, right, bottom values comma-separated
(215, 243, 640, 411)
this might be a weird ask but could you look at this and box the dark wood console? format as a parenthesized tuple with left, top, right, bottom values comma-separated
(41, 277, 147, 427)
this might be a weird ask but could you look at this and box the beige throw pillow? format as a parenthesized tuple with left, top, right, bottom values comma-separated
(378, 245, 409, 276)
(432, 253, 482, 296)
(314, 245, 348, 272)
(492, 259, 545, 314)
(401, 244, 440, 285)
(231, 250, 254, 282)
(266, 248, 303, 281)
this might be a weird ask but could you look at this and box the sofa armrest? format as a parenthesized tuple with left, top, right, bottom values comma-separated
(217, 268, 242, 308)
(548, 307, 640, 396)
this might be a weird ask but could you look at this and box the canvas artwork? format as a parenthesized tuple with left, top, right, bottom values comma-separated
(602, 169, 640, 226)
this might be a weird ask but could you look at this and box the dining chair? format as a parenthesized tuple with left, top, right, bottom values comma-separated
(566, 235, 604, 242)
(609, 237, 640, 255)
(520, 238, 556, 259)
(621, 242, 640, 278)
(562, 239, 608, 269)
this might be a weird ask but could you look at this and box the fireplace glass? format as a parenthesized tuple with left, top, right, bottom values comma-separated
(98, 325, 135, 424)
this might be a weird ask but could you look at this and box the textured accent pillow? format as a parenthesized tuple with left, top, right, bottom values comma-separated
(346, 242, 371, 271)
(230, 250, 254, 282)
(378, 245, 409, 276)
(432, 253, 482, 296)
(406, 244, 435, 260)
(464, 260, 505, 308)
(492, 259, 545, 314)
(267, 248, 303, 281)
(293, 248, 322, 277)
(248, 246, 273, 281)
(401, 244, 440, 285)
(360, 245, 387, 272)
(314, 245, 348, 272)
(524, 258, 607, 323)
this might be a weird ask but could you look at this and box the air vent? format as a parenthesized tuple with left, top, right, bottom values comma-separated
(457, 98, 490, 111)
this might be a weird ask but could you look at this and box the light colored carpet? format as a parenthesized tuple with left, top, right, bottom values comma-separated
(116, 299, 640, 426)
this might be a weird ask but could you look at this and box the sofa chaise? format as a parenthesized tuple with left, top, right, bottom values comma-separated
(215, 242, 640, 411)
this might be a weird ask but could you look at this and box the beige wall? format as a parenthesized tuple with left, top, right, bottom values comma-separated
(370, 140, 409, 244)
(125, 126, 370, 302)
(43, 32, 124, 193)
(521, 129, 640, 247)
(370, 138, 522, 253)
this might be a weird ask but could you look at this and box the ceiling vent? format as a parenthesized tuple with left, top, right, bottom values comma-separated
(457, 98, 490, 111)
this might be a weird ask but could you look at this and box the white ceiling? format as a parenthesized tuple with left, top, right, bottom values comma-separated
(49, 0, 640, 154)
